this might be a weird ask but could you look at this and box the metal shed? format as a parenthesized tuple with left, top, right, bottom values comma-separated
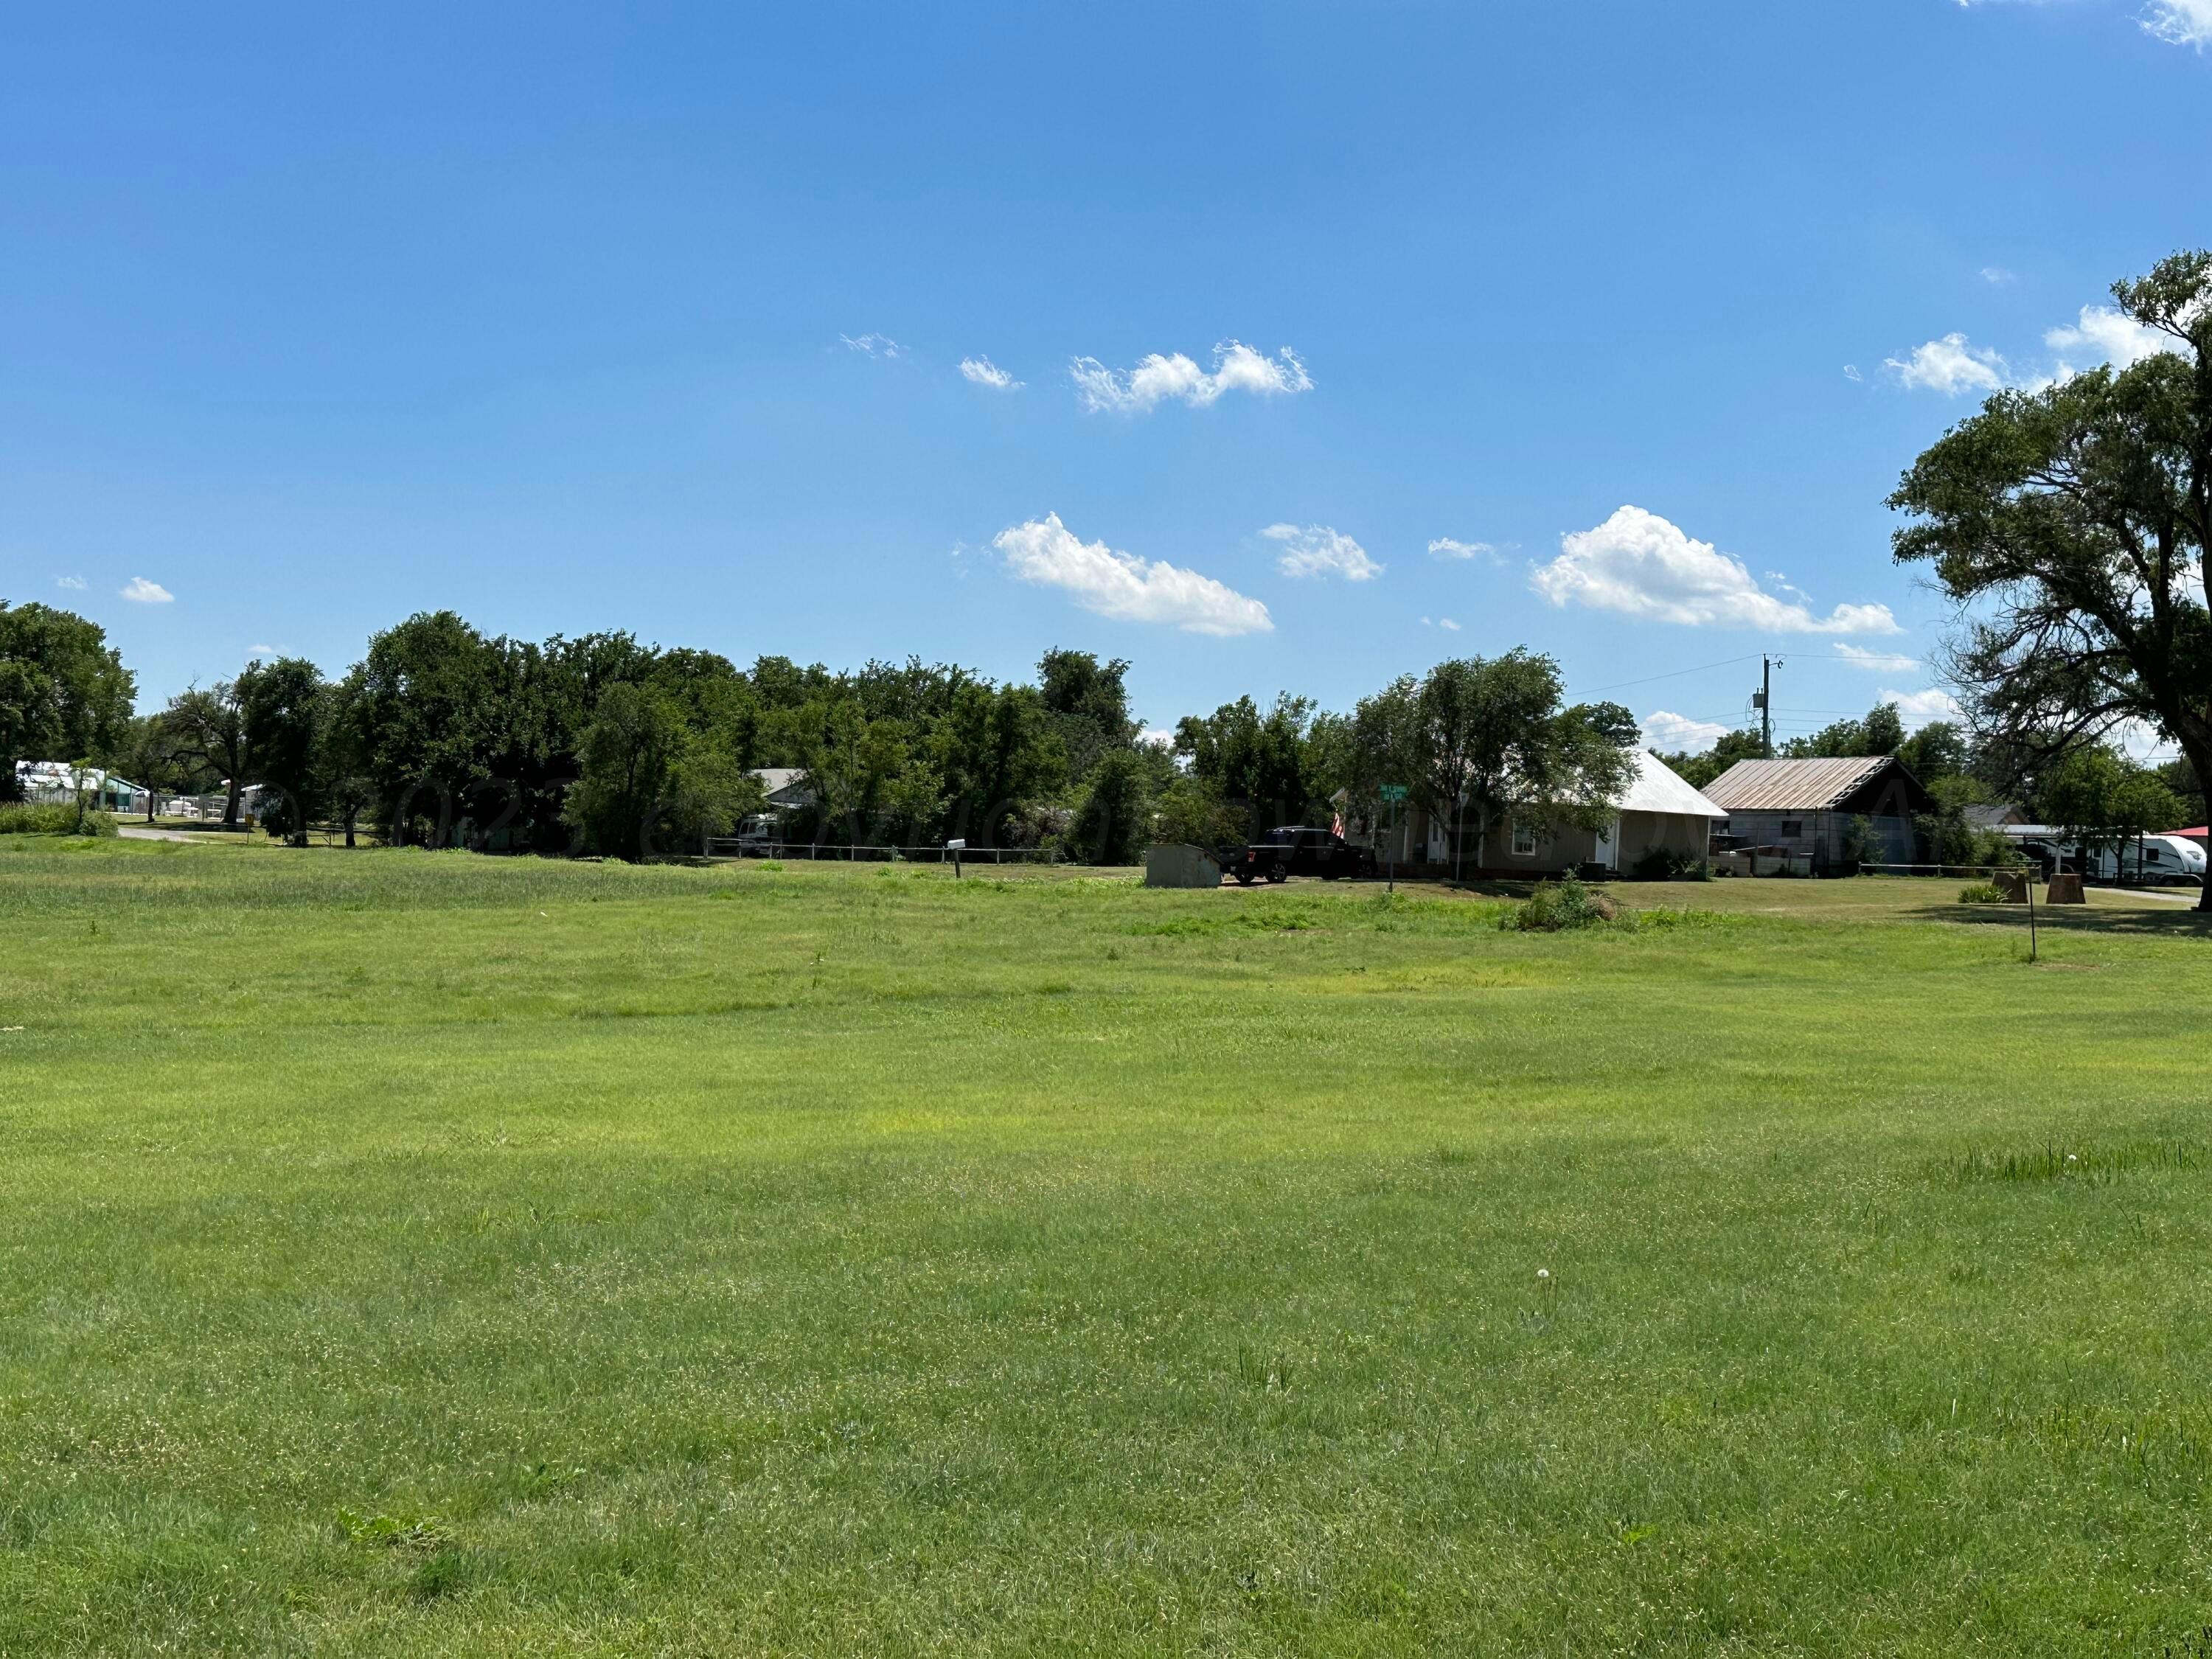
(1703, 756, 1935, 872)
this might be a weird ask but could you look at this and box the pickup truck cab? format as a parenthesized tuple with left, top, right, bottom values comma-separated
(1223, 826, 1379, 885)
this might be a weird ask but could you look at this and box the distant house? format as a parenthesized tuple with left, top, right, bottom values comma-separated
(750, 768, 813, 810)
(13, 760, 149, 815)
(1703, 756, 1935, 870)
(1360, 750, 1729, 876)
(1963, 802, 2030, 830)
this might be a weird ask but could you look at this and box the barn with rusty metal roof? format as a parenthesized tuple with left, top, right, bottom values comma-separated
(1702, 756, 1935, 872)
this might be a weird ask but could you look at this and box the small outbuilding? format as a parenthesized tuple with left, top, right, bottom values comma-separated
(1703, 755, 1935, 871)
(1144, 844, 1222, 888)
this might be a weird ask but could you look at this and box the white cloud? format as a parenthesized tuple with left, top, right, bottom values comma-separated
(56, 575, 86, 590)
(959, 355, 1021, 391)
(1263, 523, 1382, 582)
(1842, 364, 1863, 383)
(1980, 266, 2016, 285)
(2045, 305, 2176, 372)
(2143, 0, 2212, 46)
(1439, 617, 1461, 631)
(1427, 537, 1498, 561)
(1879, 686, 1964, 727)
(247, 644, 291, 658)
(994, 512, 1272, 637)
(1885, 333, 2008, 395)
(1643, 710, 1731, 752)
(119, 577, 173, 604)
(1531, 507, 1901, 636)
(840, 333, 902, 358)
(1069, 340, 1312, 414)
(1833, 643, 1921, 672)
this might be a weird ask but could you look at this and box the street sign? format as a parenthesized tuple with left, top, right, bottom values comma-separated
(1380, 784, 1408, 802)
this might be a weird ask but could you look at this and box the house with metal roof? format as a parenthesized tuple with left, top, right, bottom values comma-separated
(1702, 755, 1935, 872)
(749, 768, 813, 809)
(1363, 749, 1729, 876)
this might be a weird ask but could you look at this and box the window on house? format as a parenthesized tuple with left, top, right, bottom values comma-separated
(1511, 821, 1538, 857)
(1778, 819, 1803, 837)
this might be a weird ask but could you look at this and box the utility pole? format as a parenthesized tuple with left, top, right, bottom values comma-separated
(1756, 655, 1776, 759)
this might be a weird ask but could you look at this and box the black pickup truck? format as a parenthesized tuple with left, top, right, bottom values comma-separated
(1222, 826, 1380, 884)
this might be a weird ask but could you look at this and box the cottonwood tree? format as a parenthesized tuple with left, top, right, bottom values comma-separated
(1891, 248, 2212, 908)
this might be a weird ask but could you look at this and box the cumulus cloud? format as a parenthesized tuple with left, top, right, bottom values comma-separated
(1885, 333, 2008, 395)
(1427, 537, 1498, 561)
(1833, 643, 1921, 672)
(56, 575, 86, 590)
(1420, 616, 1463, 630)
(1069, 341, 1312, 414)
(1879, 686, 1964, 726)
(1643, 710, 1731, 752)
(1843, 364, 1863, 383)
(1980, 266, 2016, 285)
(2143, 0, 2212, 46)
(959, 355, 1021, 391)
(840, 333, 902, 359)
(119, 577, 173, 604)
(2045, 305, 2177, 372)
(995, 513, 1272, 636)
(1531, 506, 1900, 635)
(1264, 523, 1382, 582)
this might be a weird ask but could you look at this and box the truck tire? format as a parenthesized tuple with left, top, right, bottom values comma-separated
(1266, 860, 1289, 884)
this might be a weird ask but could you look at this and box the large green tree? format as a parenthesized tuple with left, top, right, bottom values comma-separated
(1891, 248, 2212, 907)
(163, 681, 253, 827)
(0, 602, 136, 798)
(563, 682, 686, 860)
(1345, 653, 1635, 877)
(2037, 746, 2184, 862)
(1173, 693, 1325, 834)
(239, 657, 330, 844)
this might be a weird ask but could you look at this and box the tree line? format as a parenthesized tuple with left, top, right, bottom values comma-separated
(1, 602, 1641, 864)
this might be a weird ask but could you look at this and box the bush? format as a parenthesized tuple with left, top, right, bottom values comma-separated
(0, 801, 117, 837)
(1958, 880, 2007, 903)
(1509, 873, 1618, 932)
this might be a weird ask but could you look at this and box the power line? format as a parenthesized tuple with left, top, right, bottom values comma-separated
(1585, 653, 1766, 695)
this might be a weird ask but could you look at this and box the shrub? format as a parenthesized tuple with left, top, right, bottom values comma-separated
(1958, 880, 2007, 904)
(1509, 873, 1618, 932)
(0, 801, 117, 837)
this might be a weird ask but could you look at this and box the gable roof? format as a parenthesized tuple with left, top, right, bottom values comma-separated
(751, 768, 811, 802)
(1703, 755, 1933, 814)
(1624, 750, 1729, 818)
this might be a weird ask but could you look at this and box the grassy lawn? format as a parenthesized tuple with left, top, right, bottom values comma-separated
(6, 840, 2212, 1655)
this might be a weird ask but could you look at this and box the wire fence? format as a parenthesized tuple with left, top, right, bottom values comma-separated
(701, 840, 1062, 865)
(1861, 862, 2029, 878)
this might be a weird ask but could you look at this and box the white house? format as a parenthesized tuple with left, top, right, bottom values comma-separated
(1365, 750, 1728, 876)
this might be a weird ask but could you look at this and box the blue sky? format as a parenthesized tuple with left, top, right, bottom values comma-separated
(4, 2, 2208, 751)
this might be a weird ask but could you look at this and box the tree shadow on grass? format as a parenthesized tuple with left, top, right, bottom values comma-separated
(1915, 898, 2212, 938)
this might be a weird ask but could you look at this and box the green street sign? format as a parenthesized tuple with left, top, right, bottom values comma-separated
(1380, 785, 1408, 802)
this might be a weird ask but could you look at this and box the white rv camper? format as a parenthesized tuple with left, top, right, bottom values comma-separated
(1998, 824, 2207, 886)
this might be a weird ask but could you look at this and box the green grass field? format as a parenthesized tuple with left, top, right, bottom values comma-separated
(7, 838, 2212, 1655)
